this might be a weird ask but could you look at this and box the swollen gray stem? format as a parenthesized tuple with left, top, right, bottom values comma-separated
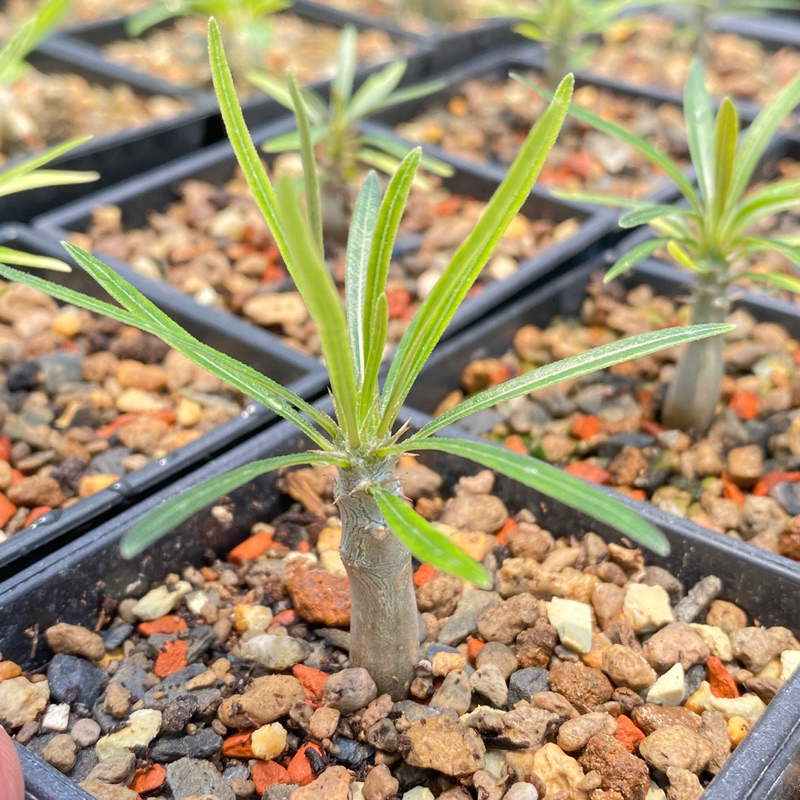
(335, 459, 419, 699)
(662, 276, 730, 433)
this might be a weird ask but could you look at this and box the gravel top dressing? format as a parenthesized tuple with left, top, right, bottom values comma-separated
(588, 14, 800, 110)
(0, 68, 189, 166)
(0, 279, 245, 546)
(68, 169, 577, 358)
(395, 72, 689, 201)
(2, 461, 798, 800)
(100, 15, 408, 95)
(428, 275, 800, 562)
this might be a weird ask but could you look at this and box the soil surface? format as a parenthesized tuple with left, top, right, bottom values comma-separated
(311, 0, 487, 35)
(101, 15, 408, 94)
(0, 279, 245, 545)
(396, 72, 689, 200)
(427, 275, 800, 562)
(67, 165, 579, 358)
(3, 461, 798, 800)
(0, 0, 148, 37)
(0, 69, 188, 165)
(590, 14, 800, 111)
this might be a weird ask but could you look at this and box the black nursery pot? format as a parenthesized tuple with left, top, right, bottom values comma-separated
(0, 224, 327, 582)
(2, 406, 800, 799)
(0, 37, 218, 225)
(33, 115, 612, 355)
(56, 3, 433, 136)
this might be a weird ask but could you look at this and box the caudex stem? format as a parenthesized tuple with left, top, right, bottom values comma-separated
(662, 268, 730, 433)
(336, 457, 419, 699)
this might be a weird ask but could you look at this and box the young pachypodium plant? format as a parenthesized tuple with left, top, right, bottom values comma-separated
(126, 0, 288, 81)
(0, 22, 731, 698)
(660, 0, 799, 62)
(249, 25, 451, 239)
(1, 10, 98, 270)
(517, 62, 800, 434)
(488, 0, 635, 90)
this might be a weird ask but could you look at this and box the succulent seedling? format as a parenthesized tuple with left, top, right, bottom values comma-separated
(517, 62, 800, 433)
(0, 22, 731, 697)
(250, 25, 452, 239)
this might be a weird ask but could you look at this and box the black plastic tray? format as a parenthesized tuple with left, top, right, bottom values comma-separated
(55, 2, 434, 136)
(0, 37, 218, 224)
(0, 224, 327, 582)
(33, 114, 612, 357)
(2, 403, 800, 799)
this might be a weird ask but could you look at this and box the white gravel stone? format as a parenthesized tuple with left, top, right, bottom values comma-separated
(131, 582, 192, 620)
(40, 703, 70, 732)
(780, 650, 800, 681)
(690, 624, 733, 661)
(624, 584, 674, 633)
(95, 709, 163, 760)
(547, 597, 592, 654)
(646, 663, 686, 707)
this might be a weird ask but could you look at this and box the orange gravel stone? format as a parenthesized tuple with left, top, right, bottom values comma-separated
(496, 517, 516, 546)
(287, 743, 322, 786)
(0, 492, 16, 529)
(292, 664, 328, 708)
(23, 506, 51, 528)
(504, 435, 529, 455)
(272, 609, 297, 627)
(754, 471, 800, 497)
(387, 287, 411, 319)
(286, 569, 351, 627)
(0, 435, 11, 461)
(571, 414, 602, 440)
(615, 487, 647, 502)
(466, 638, 485, 665)
(131, 764, 166, 793)
(413, 563, 435, 587)
(722, 474, 745, 507)
(228, 531, 277, 564)
(138, 615, 187, 636)
(0, 661, 22, 681)
(708, 656, 739, 698)
(222, 731, 254, 758)
(201, 566, 219, 581)
(252, 760, 291, 794)
(615, 714, 645, 752)
(730, 390, 760, 421)
(565, 461, 610, 485)
(154, 639, 188, 678)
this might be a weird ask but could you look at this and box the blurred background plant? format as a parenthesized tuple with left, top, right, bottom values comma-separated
(518, 62, 800, 434)
(251, 25, 452, 240)
(127, 0, 289, 82)
(1, 4, 98, 267)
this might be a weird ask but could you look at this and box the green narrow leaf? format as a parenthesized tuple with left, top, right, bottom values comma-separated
(0, 18, 33, 80)
(730, 180, 800, 233)
(710, 98, 739, 223)
(365, 78, 447, 115)
(359, 292, 388, 420)
(684, 59, 715, 205)
(359, 148, 422, 412)
(406, 438, 670, 556)
(739, 271, 800, 294)
(0, 246, 70, 272)
(379, 74, 574, 436)
(49, 246, 337, 447)
(125, 5, 181, 36)
(727, 70, 800, 203)
(357, 132, 454, 177)
(738, 236, 800, 267)
(347, 60, 406, 122)
(372, 487, 492, 588)
(513, 72, 702, 213)
(617, 204, 693, 229)
(604, 239, 671, 282)
(274, 178, 360, 446)
(0, 168, 99, 197)
(549, 189, 641, 209)
(122, 452, 338, 558)
(288, 72, 323, 257)
(666, 240, 706, 272)
(407, 323, 733, 441)
(248, 71, 327, 120)
(345, 172, 382, 386)
(332, 24, 357, 107)
(0, 136, 94, 185)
